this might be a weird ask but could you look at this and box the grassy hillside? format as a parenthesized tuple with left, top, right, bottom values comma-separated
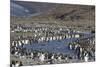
(11, 2, 95, 31)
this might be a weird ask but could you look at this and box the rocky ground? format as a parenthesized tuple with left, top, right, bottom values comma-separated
(10, 55, 94, 66)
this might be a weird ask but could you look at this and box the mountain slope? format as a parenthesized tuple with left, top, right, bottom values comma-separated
(11, 1, 95, 29)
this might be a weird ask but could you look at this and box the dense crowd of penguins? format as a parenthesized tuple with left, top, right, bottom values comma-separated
(10, 24, 95, 67)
